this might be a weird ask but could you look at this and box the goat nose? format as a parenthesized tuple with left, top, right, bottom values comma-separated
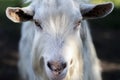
(47, 61, 67, 74)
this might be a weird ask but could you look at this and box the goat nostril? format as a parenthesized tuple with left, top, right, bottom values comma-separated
(47, 61, 67, 72)
(47, 62, 53, 71)
(62, 62, 67, 69)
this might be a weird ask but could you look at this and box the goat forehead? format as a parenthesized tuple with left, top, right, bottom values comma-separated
(32, 0, 83, 37)
(35, 11, 80, 36)
(34, 1, 81, 33)
(39, 0, 79, 7)
(34, 0, 81, 21)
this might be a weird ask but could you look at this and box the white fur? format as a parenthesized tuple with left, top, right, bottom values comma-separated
(5, 0, 114, 79)
(10, 0, 106, 80)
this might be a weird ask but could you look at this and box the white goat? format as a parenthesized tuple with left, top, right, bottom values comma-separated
(6, 0, 114, 80)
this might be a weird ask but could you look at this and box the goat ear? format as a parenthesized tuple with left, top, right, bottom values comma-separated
(80, 2, 114, 19)
(6, 7, 34, 23)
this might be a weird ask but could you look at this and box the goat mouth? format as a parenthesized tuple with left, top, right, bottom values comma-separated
(47, 71, 67, 80)
(50, 75, 66, 80)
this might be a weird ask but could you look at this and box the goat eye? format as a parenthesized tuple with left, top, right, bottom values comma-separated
(34, 21, 43, 30)
(74, 21, 81, 30)
(77, 21, 81, 26)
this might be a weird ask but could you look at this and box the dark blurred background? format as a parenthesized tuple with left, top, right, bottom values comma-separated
(0, 0, 120, 80)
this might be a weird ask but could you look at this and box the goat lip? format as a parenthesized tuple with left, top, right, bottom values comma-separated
(49, 72, 66, 80)
(51, 76, 66, 80)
